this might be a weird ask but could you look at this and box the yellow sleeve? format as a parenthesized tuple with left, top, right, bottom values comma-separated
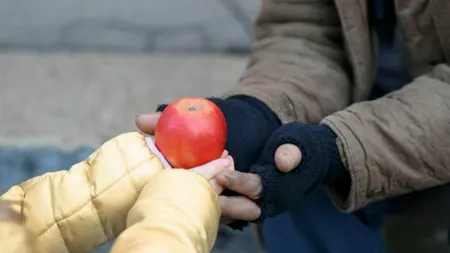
(110, 169, 221, 253)
(0, 201, 33, 253)
(0, 132, 165, 253)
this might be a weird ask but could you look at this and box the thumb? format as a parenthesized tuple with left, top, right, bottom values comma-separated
(135, 113, 161, 134)
(190, 155, 234, 180)
(274, 144, 302, 173)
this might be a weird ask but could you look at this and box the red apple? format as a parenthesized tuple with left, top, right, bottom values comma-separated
(154, 97, 227, 169)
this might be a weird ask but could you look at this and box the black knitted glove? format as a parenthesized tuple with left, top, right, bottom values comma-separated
(157, 96, 281, 230)
(249, 122, 349, 222)
(157, 96, 281, 173)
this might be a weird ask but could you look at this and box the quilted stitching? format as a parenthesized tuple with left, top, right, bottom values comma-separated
(3, 132, 164, 253)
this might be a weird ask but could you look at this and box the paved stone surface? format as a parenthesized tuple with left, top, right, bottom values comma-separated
(0, 0, 258, 53)
(0, 52, 263, 252)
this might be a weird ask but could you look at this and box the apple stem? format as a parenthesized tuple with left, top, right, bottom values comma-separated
(188, 105, 199, 111)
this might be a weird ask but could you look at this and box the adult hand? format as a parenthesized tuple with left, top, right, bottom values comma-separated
(248, 122, 345, 221)
(137, 112, 301, 170)
(136, 113, 161, 135)
(136, 112, 304, 227)
(137, 96, 281, 174)
(136, 112, 261, 223)
(190, 150, 234, 194)
(214, 144, 301, 227)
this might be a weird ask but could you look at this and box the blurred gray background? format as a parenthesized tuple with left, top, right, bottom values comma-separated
(0, 0, 258, 52)
(0, 0, 263, 252)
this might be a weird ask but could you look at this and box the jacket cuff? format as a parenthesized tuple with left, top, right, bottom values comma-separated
(321, 115, 372, 212)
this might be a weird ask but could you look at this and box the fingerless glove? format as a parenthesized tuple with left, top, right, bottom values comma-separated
(250, 122, 350, 221)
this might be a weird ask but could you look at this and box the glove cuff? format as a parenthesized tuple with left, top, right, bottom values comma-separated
(315, 125, 351, 196)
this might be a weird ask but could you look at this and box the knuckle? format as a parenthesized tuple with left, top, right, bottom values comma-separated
(215, 172, 230, 185)
(226, 171, 243, 187)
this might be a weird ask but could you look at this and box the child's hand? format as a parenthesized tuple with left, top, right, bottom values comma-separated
(190, 151, 234, 194)
(145, 136, 234, 193)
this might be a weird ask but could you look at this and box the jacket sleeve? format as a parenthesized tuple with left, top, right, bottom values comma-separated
(0, 132, 166, 253)
(223, 0, 351, 124)
(0, 201, 33, 253)
(323, 64, 450, 211)
(110, 169, 220, 253)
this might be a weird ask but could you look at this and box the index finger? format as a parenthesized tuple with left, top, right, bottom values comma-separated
(215, 171, 262, 199)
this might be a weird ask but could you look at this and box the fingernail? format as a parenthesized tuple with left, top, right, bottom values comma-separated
(281, 152, 294, 169)
(136, 113, 151, 118)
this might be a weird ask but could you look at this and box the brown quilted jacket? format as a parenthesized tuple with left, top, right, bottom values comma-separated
(224, 0, 450, 211)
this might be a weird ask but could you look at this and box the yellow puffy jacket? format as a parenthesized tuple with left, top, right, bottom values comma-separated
(0, 132, 221, 253)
